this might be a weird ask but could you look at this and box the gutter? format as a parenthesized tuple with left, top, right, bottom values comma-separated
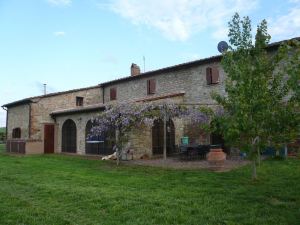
(50, 104, 106, 118)
(102, 86, 105, 104)
(1, 106, 8, 141)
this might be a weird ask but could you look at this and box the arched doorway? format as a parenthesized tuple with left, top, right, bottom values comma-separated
(85, 120, 115, 155)
(62, 119, 77, 153)
(211, 132, 229, 154)
(210, 120, 229, 154)
(152, 119, 175, 155)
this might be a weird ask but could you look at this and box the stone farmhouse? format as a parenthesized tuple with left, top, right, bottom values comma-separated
(2, 38, 298, 158)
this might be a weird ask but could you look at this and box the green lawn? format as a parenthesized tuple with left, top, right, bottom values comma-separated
(0, 152, 299, 225)
(0, 143, 5, 153)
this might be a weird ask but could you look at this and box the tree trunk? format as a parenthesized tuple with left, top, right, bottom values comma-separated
(116, 129, 120, 166)
(251, 138, 259, 179)
(163, 112, 167, 161)
(257, 146, 261, 167)
(284, 144, 288, 159)
(252, 159, 257, 180)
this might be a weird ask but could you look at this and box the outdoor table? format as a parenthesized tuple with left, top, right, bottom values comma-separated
(86, 141, 104, 144)
(179, 144, 210, 160)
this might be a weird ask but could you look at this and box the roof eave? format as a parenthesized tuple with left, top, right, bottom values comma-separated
(2, 99, 32, 108)
(50, 105, 106, 117)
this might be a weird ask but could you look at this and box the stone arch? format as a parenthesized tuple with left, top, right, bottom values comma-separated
(62, 119, 77, 153)
(210, 120, 229, 154)
(85, 120, 101, 155)
(85, 120, 115, 155)
(152, 119, 175, 155)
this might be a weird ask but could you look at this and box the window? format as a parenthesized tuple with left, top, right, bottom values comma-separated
(12, 128, 21, 139)
(76, 97, 84, 106)
(110, 88, 117, 101)
(206, 67, 219, 85)
(147, 79, 156, 95)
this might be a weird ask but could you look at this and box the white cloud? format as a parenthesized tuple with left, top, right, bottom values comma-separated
(101, 54, 119, 64)
(269, 3, 300, 40)
(289, 0, 300, 3)
(107, 0, 258, 41)
(212, 27, 228, 40)
(47, 0, 72, 6)
(53, 31, 66, 37)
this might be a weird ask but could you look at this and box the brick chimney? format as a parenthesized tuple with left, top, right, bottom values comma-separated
(131, 63, 141, 76)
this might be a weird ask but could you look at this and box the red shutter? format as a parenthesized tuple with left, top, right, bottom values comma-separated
(211, 67, 219, 84)
(110, 88, 117, 100)
(148, 79, 156, 94)
(206, 67, 212, 85)
(151, 79, 156, 94)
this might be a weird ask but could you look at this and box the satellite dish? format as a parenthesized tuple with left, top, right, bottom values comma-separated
(217, 41, 229, 53)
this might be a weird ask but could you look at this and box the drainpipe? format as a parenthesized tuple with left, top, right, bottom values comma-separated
(28, 103, 31, 139)
(102, 86, 105, 104)
(1, 106, 8, 141)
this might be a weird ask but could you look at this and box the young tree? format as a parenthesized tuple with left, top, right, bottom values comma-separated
(212, 13, 300, 179)
(91, 102, 209, 164)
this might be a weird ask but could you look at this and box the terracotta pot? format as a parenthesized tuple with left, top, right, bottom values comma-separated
(207, 148, 226, 166)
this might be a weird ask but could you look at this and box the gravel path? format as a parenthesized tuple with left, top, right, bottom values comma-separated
(125, 157, 250, 172)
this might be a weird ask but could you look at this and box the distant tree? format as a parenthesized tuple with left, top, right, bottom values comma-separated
(212, 13, 300, 179)
(0, 127, 6, 142)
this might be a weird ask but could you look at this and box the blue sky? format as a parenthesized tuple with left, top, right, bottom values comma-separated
(0, 0, 299, 126)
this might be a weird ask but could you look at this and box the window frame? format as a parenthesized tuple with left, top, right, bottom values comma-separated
(76, 96, 84, 106)
(12, 127, 21, 139)
(206, 66, 219, 85)
(147, 79, 156, 95)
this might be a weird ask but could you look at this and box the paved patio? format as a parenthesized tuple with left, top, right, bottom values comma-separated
(124, 157, 250, 172)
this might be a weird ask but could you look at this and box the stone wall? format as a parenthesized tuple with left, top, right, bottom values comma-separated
(129, 126, 152, 159)
(7, 104, 30, 139)
(103, 62, 225, 105)
(26, 140, 44, 154)
(55, 113, 186, 159)
(30, 87, 101, 140)
(55, 112, 101, 155)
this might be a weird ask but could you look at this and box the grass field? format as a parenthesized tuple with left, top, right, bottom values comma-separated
(0, 151, 299, 225)
(0, 143, 5, 153)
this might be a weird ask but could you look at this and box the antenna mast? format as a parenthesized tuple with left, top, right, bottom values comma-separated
(43, 84, 47, 95)
(143, 56, 145, 73)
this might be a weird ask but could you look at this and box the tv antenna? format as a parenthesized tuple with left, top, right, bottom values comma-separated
(43, 84, 47, 95)
(217, 41, 229, 53)
(143, 56, 145, 72)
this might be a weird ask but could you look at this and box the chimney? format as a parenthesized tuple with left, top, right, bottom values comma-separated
(131, 63, 141, 76)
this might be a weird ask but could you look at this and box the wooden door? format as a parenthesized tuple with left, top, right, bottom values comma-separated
(44, 124, 54, 154)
